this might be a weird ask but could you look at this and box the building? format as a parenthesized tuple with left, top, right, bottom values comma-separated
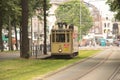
(85, 2, 102, 35)
(102, 14, 113, 39)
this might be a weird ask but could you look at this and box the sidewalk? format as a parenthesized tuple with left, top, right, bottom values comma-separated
(0, 51, 20, 60)
(0, 51, 51, 60)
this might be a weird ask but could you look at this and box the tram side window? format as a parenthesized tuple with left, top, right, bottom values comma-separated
(56, 34, 65, 42)
(67, 33, 69, 42)
(52, 34, 55, 42)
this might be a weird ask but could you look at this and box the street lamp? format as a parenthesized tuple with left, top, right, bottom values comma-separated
(79, 0, 82, 41)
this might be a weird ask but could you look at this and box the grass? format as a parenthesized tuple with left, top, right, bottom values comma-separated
(0, 50, 101, 80)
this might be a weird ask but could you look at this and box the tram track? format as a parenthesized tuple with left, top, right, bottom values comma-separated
(74, 49, 112, 80)
(108, 64, 120, 80)
(77, 49, 120, 80)
(39, 49, 113, 80)
(108, 49, 120, 80)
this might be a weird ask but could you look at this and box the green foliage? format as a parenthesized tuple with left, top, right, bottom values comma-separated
(29, 0, 51, 19)
(55, 0, 93, 36)
(0, 0, 51, 52)
(0, 0, 21, 25)
(0, 0, 51, 26)
(106, 0, 120, 20)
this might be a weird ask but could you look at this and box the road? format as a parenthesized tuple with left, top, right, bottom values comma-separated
(40, 46, 120, 80)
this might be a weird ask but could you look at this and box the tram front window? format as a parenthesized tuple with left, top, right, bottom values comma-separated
(56, 34, 65, 42)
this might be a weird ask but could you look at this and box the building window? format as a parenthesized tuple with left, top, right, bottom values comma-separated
(104, 29, 107, 33)
(104, 23, 106, 27)
(106, 17, 108, 20)
(107, 23, 110, 27)
(108, 29, 110, 33)
(95, 28, 99, 33)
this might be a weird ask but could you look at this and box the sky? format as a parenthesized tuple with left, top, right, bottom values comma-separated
(84, 0, 114, 18)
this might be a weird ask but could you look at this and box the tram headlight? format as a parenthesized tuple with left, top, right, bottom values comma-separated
(58, 48, 62, 53)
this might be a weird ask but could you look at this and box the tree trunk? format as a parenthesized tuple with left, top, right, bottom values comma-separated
(8, 16, 13, 51)
(14, 22, 18, 50)
(0, 13, 4, 51)
(43, 0, 47, 54)
(21, 0, 29, 58)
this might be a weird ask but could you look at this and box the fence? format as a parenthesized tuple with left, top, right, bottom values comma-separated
(30, 44, 50, 58)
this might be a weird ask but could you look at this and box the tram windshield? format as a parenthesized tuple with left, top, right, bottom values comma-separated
(52, 31, 70, 43)
(56, 34, 65, 42)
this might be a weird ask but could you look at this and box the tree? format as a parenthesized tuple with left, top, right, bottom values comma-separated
(0, 0, 21, 51)
(106, 0, 120, 20)
(0, 0, 51, 56)
(55, 0, 93, 40)
(20, 0, 29, 58)
(43, 0, 47, 54)
(20, 0, 51, 58)
(0, 12, 3, 51)
(28, 0, 51, 55)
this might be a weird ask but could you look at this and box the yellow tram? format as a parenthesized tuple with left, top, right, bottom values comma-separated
(50, 23, 79, 58)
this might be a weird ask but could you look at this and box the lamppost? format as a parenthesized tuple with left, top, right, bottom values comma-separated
(79, 0, 82, 42)
(80, 0, 81, 41)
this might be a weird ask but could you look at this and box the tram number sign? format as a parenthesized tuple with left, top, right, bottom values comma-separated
(64, 44, 69, 48)
(64, 44, 69, 51)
